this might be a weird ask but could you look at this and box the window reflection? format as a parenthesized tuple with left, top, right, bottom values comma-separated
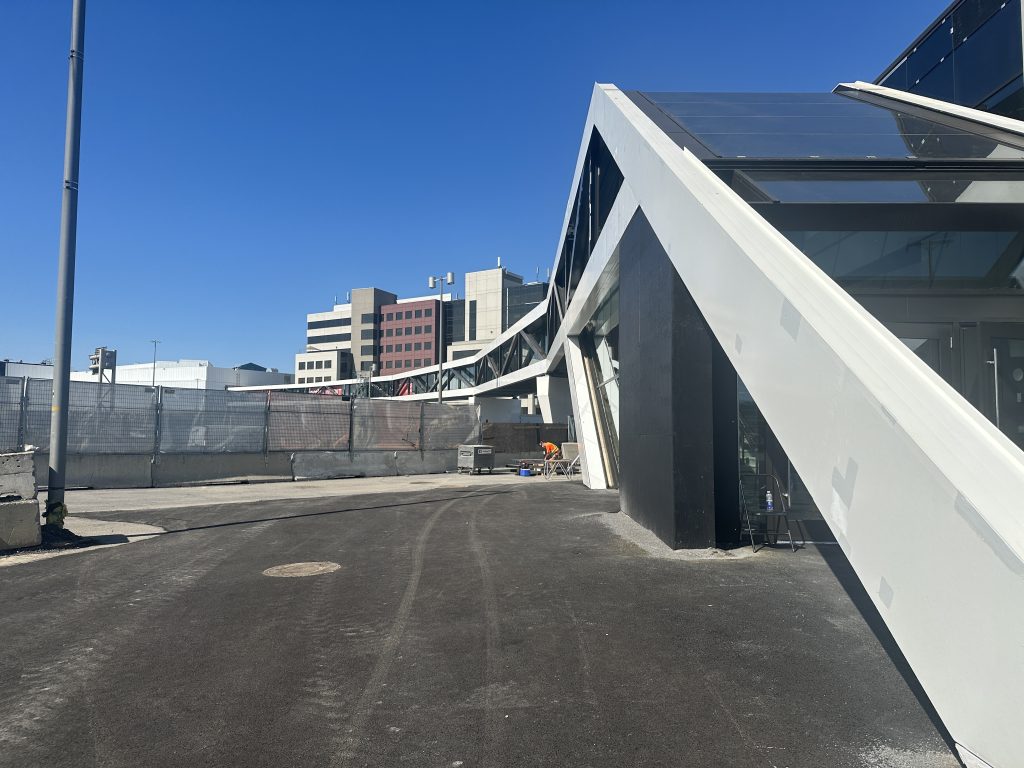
(734, 171, 1024, 203)
(782, 229, 1024, 289)
(878, 0, 1024, 121)
(641, 90, 1024, 159)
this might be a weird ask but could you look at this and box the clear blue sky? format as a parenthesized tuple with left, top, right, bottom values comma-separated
(1, 0, 941, 372)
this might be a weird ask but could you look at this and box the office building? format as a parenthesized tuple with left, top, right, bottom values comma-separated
(380, 298, 439, 373)
(446, 266, 523, 361)
(298, 300, 353, 383)
(505, 281, 549, 329)
(350, 287, 397, 374)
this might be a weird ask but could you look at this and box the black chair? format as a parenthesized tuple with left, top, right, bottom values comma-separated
(739, 473, 798, 552)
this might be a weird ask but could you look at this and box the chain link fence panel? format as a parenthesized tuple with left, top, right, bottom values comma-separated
(8, 378, 484, 456)
(351, 399, 422, 451)
(158, 388, 266, 453)
(422, 402, 480, 449)
(23, 378, 157, 454)
(23, 379, 52, 451)
(266, 391, 350, 451)
(0, 376, 22, 452)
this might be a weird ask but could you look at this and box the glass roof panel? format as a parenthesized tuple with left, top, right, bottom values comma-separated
(735, 171, 1024, 203)
(638, 91, 1024, 160)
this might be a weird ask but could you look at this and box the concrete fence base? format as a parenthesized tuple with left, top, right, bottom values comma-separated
(0, 499, 42, 549)
(292, 450, 455, 480)
(29, 449, 476, 490)
(1, 450, 42, 551)
(23, 428, 561, 493)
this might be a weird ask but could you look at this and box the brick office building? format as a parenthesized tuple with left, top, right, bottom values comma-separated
(379, 298, 440, 373)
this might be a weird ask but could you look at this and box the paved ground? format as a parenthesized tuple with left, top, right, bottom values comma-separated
(0, 478, 958, 767)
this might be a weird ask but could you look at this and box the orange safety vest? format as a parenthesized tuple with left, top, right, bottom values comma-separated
(541, 441, 559, 456)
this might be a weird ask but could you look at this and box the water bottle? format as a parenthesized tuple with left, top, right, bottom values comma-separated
(766, 490, 774, 512)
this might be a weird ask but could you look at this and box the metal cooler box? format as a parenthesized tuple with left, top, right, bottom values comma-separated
(457, 444, 495, 474)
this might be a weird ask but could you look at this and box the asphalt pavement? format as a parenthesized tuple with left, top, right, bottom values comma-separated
(0, 479, 958, 767)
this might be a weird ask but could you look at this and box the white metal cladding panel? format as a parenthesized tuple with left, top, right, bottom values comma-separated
(592, 84, 1024, 768)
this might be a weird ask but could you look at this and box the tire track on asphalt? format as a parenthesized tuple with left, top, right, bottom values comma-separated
(468, 507, 501, 767)
(335, 497, 457, 766)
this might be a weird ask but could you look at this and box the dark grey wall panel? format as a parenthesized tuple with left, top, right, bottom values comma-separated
(618, 210, 738, 549)
(619, 212, 679, 546)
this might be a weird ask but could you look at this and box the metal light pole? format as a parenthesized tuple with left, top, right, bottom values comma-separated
(150, 339, 160, 387)
(45, 0, 87, 527)
(428, 272, 454, 404)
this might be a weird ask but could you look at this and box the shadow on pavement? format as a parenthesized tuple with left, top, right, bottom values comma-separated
(817, 544, 957, 756)
(125, 488, 519, 539)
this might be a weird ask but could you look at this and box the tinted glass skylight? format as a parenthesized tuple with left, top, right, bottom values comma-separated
(638, 92, 1024, 159)
(734, 172, 1024, 203)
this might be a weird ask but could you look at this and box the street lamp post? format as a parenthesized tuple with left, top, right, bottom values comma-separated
(428, 272, 454, 404)
(149, 339, 160, 387)
(45, 0, 88, 527)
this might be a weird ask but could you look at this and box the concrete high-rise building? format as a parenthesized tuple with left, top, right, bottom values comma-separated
(447, 266, 523, 361)
(350, 287, 398, 374)
(296, 300, 353, 384)
(504, 281, 549, 329)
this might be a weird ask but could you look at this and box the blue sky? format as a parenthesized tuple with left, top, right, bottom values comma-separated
(1, 0, 942, 372)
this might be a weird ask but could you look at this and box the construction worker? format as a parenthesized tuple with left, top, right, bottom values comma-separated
(539, 440, 561, 460)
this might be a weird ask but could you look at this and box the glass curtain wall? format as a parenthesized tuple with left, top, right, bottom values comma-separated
(878, 0, 1024, 120)
(629, 88, 1024, 535)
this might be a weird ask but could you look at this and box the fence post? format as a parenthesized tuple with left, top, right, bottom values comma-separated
(17, 377, 29, 451)
(419, 401, 425, 456)
(348, 398, 354, 454)
(151, 385, 163, 487)
(262, 390, 271, 458)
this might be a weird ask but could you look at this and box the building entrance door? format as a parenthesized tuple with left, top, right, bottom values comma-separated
(888, 322, 956, 387)
(978, 322, 1024, 451)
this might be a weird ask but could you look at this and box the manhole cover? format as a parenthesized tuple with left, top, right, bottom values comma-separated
(262, 561, 341, 578)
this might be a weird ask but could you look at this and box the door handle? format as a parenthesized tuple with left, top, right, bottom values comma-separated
(986, 347, 1000, 429)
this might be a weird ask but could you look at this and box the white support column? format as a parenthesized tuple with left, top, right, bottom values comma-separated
(564, 337, 606, 490)
(536, 375, 571, 425)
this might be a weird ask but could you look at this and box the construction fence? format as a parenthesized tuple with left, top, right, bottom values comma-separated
(0, 377, 480, 456)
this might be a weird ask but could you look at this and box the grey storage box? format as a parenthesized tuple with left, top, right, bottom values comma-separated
(457, 444, 495, 474)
